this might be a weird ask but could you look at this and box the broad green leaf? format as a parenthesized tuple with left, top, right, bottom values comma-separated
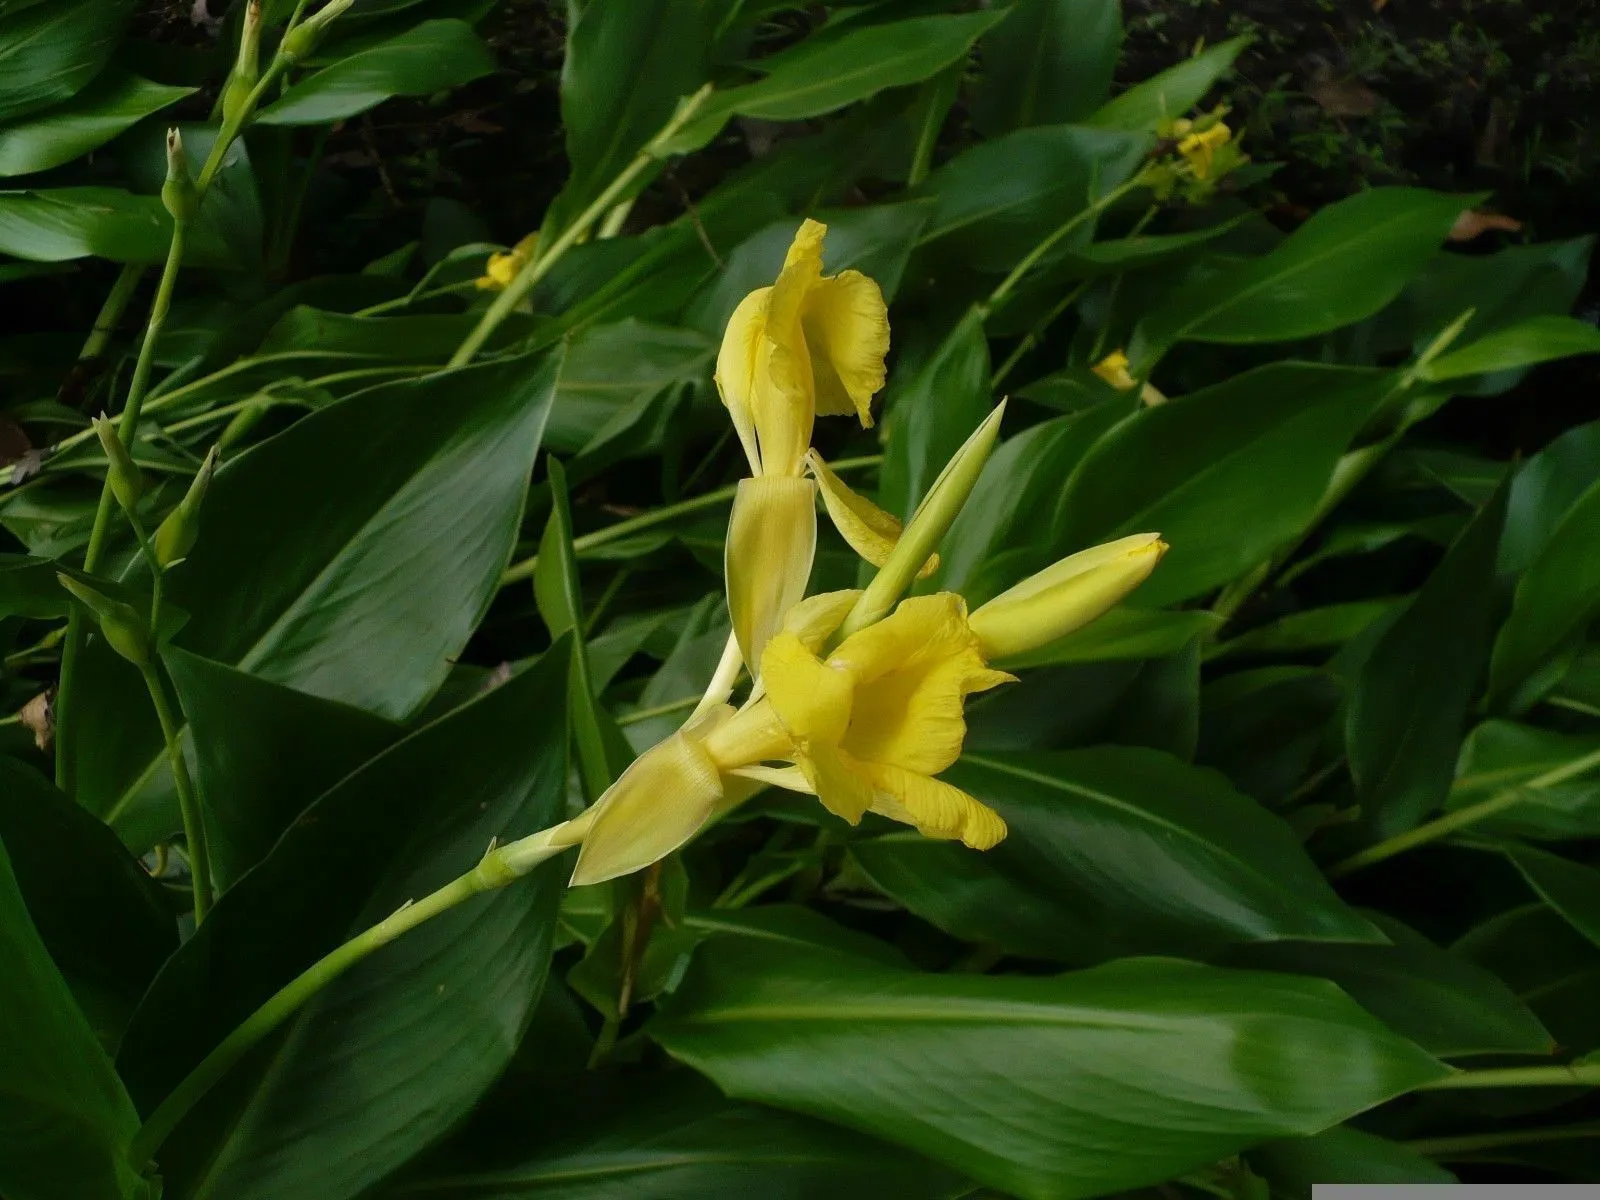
(1420, 315, 1600, 383)
(116, 652, 572, 1200)
(0, 0, 132, 124)
(0, 187, 239, 267)
(1499, 844, 1600, 951)
(1449, 721, 1600, 840)
(1225, 912, 1552, 1058)
(253, 306, 525, 360)
(547, 319, 714, 452)
(255, 20, 495, 125)
(652, 941, 1447, 1200)
(970, 0, 1121, 133)
(1051, 363, 1394, 607)
(1130, 189, 1475, 367)
(1251, 1127, 1455, 1195)
(1455, 903, 1600, 1056)
(164, 647, 402, 890)
(998, 605, 1222, 667)
(1209, 599, 1397, 661)
(666, 10, 1006, 154)
(1488, 474, 1600, 711)
(1347, 481, 1506, 836)
(853, 748, 1378, 962)
(684, 904, 906, 967)
(1197, 667, 1342, 805)
(912, 123, 1151, 272)
(1086, 37, 1247, 131)
(0, 829, 153, 1200)
(0, 71, 192, 176)
(1502, 418, 1600, 574)
(0, 758, 174, 1054)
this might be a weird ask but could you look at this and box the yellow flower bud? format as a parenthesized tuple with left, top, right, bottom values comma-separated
(968, 533, 1167, 660)
(1092, 350, 1138, 391)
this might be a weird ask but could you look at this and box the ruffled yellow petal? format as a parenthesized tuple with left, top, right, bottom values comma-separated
(800, 270, 888, 425)
(761, 631, 854, 747)
(751, 220, 826, 476)
(808, 452, 937, 577)
(795, 742, 876, 825)
(715, 287, 771, 473)
(861, 761, 1007, 849)
(725, 476, 817, 676)
(779, 588, 861, 652)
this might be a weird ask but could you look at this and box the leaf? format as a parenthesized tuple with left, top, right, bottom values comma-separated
(1346, 481, 1506, 836)
(0, 71, 192, 176)
(1454, 903, 1600, 1055)
(1225, 911, 1552, 1058)
(1449, 720, 1600, 840)
(0, 824, 153, 1200)
(164, 647, 402, 891)
(0, 0, 133, 124)
(1209, 599, 1397, 661)
(1197, 667, 1342, 805)
(1130, 188, 1476, 367)
(970, 0, 1121, 133)
(1488, 474, 1600, 711)
(652, 940, 1447, 1200)
(1499, 844, 1600, 952)
(1086, 37, 1247, 131)
(852, 747, 1379, 962)
(0, 187, 239, 268)
(546, 319, 714, 453)
(666, 10, 1006, 155)
(1051, 363, 1394, 607)
(255, 20, 495, 125)
(1421, 315, 1600, 383)
(1502, 418, 1600, 574)
(1251, 1127, 1455, 1195)
(999, 606, 1223, 667)
(115, 651, 572, 1200)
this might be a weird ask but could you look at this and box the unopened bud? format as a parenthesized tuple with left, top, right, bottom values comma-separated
(221, 0, 263, 125)
(161, 129, 198, 222)
(154, 444, 221, 567)
(92, 414, 143, 514)
(279, 0, 355, 63)
(969, 533, 1168, 661)
(57, 575, 150, 666)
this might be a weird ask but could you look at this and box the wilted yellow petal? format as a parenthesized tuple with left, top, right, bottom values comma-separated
(862, 761, 1007, 849)
(801, 270, 888, 424)
(715, 287, 771, 473)
(808, 452, 937, 578)
(725, 476, 817, 675)
(780, 589, 861, 652)
(761, 631, 854, 747)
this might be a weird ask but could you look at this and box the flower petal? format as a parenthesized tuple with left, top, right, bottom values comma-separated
(862, 761, 1008, 850)
(780, 588, 861, 652)
(725, 476, 817, 676)
(796, 742, 876, 825)
(752, 220, 827, 475)
(808, 451, 937, 577)
(800, 269, 888, 425)
(715, 287, 771, 473)
(761, 630, 854, 747)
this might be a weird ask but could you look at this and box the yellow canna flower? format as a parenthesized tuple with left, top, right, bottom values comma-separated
(1092, 350, 1138, 391)
(806, 451, 938, 578)
(476, 232, 539, 291)
(1177, 122, 1232, 181)
(724, 475, 817, 679)
(968, 533, 1168, 660)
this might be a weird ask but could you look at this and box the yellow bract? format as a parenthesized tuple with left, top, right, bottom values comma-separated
(1092, 350, 1138, 391)
(724, 475, 817, 676)
(807, 451, 938, 578)
(476, 232, 539, 291)
(1178, 122, 1232, 181)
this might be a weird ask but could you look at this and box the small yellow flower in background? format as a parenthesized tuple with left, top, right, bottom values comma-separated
(1092, 350, 1138, 391)
(1177, 122, 1232, 181)
(476, 232, 539, 291)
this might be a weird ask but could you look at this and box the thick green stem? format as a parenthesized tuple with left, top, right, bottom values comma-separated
(1329, 744, 1600, 877)
(449, 85, 714, 369)
(1419, 1062, 1600, 1091)
(139, 662, 212, 921)
(1407, 1120, 1600, 1158)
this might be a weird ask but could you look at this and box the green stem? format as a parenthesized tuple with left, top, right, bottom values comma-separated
(985, 174, 1148, 313)
(353, 282, 477, 318)
(498, 454, 882, 587)
(79, 265, 145, 364)
(991, 281, 1090, 391)
(1418, 1062, 1600, 1091)
(1407, 1120, 1600, 1158)
(139, 662, 212, 922)
(616, 694, 701, 727)
(1329, 744, 1600, 877)
(448, 84, 714, 369)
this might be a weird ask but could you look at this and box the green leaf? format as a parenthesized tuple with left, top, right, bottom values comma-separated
(1488, 474, 1600, 711)
(164, 647, 402, 890)
(1130, 188, 1476, 367)
(1197, 667, 1343, 805)
(1503, 418, 1600, 574)
(0, 823, 153, 1200)
(1209, 599, 1397, 662)
(1449, 721, 1600, 840)
(652, 941, 1447, 1200)
(1085, 36, 1247, 130)
(666, 10, 1006, 154)
(1225, 911, 1552, 1058)
(116, 651, 572, 1200)
(970, 0, 1121, 133)
(1347, 481, 1507, 835)
(852, 748, 1379, 962)
(1251, 1127, 1455, 1195)
(1421, 315, 1600, 383)
(1051, 363, 1394, 607)
(546, 319, 714, 453)
(0, 0, 132, 124)
(1499, 844, 1600, 951)
(999, 605, 1223, 667)
(1454, 903, 1600, 1056)
(0, 71, 192, 176)
(0, 186, 239, 267)
(255, 20, 495, 125)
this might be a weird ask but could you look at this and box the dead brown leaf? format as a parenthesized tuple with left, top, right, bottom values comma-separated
(1449, 209, 1524, 242)
(19, 690, 55, 752)
(1306, 72, 1382, 117)
(0, 415, 30, 466)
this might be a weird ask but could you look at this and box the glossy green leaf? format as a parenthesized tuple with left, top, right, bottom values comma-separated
(1420, 315, 1600, 383)
(666, 10, 1006, 154)
(1131, 189, 1475, 367)
(546, 319, 714, 453)
(1489, 475, 1600, 711)
(0, 828, 153, 1200)
(1449, 721, 1600, 840)
(652, 940, 1447, 1200)
(255, 20, 495, 125)
(0, 71, 192, 176)
(1210, 599, 1397, 662)
(1500, 844, 1600, 951)
(1197, 667, 1342, 805)
(1086, 37, 1247, 131)
(0, 0, 132, 123)
(1052, 363, 1393, 606)
(116, 652, 572, 1200)
(1251, 1127, 1455, 1195)
(0, 187, 239, 267)
(852, 748, 1378, 962)
(164, 647, 402, 891)
(1502, 419, 1600, 574)
(970, 0, 1121, 133)
(1347, 481, 1506, 836)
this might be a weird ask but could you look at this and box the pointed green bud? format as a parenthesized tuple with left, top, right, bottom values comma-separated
(155, 444, 221, 568)
(92, 414, 143, 514)
(221, 0, 263, 126)
(161, 128, 198, 222)
(279, 0, 355, 63)
(57, 575, 149, 667)
(833, 400, 1007, 644)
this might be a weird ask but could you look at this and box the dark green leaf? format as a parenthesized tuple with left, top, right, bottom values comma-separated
(1197, 667, 1343, 805)
(652, 941, 1446, 1200)
(1502, 418, 1600, 574)
(1209, 599, 1397, 661)
(255, 20, 495, 125)
(1454, 903, 1600, 1055)
(1420, 315, 1600, 383)
(0, 0, 133, 123)
(0, 71, 192, 176)
(1251, 1127, 1455, 1196)
(0, 187, 239, 268)
(999, 606, 1223, 667)
(685, 904, 906, 966)
(116, 652, 572, 1200)
(970, 0, 1121, 133)
(547, 320, 715, 453)
(1449, 721, 1600, 840)
(1499, 844, 1600, 951)
(1086, 37, 1247, 131)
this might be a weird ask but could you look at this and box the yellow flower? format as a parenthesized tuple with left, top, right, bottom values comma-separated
(476, 232, 539, 290)
(1177, 122, 1232, 181)
(1092, 350, 1138, 391)
(807, 451, 938, 578)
